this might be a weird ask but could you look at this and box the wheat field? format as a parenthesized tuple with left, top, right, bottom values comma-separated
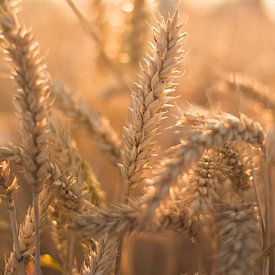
(0, 0, 275, 274)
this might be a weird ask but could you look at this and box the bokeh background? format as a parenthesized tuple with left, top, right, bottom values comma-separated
(1, 0, 275, 274)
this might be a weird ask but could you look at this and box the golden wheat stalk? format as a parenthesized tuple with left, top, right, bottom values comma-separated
(51, 80, 121, 164)
(18, 186, 51, 263)
(115, 11, 185, 273)
(120, 10, 185, 195)
(0, 1, 54, 272)
(143, 112, 265, 224)
(49, 118, 106, 271)
(70, 197, 193, 236)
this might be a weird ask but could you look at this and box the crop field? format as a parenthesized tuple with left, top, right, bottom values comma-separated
(0, 0, 275, 274)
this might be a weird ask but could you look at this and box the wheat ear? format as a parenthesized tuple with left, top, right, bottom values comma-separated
(120, 10, 185, 194)
(143, 112, 265, 224)
(178, 152, 226, 218)
(82, 235, 117, 275)
(214, 198, 261, 274)
(115, 11, 184, 273)
(70, 197, 193, 236)
(0, 1, 54, 272)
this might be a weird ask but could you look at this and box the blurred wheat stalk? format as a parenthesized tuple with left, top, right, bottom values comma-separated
(0, 0, 273, 275)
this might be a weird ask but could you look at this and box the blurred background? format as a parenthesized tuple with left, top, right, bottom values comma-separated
(1, 0, 275, 274)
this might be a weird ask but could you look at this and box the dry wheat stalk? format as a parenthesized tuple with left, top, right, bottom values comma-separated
(82, 235, 117, 275)
(214, 198, 261, 274)
(120, 10, 185, 194)
(51, 79, 121, 164)
(18, 185, 51, 262)
(49, 118, 106, 272)
(0, 1, 54, 272)
(0, 161, 24, 275)
(50, 118, 105, 206)
(143, 112, 265, 224)
(178, 145, 253, 218)
(115, 11, 185, 273)
(70, 197, 194, 237)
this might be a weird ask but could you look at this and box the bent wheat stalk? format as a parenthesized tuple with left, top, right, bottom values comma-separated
(143, 112, 265, 224)
(70, 198, 194, 237)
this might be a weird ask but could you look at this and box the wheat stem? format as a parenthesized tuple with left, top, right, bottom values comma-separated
(32, 189, 41, 274)
(9, 209, 24, 275)
(263, 145, 271, 274)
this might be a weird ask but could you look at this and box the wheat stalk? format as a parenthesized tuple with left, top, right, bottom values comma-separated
(115, 11, 185, 274)
(70, 197, 194, 237)
(120, 10, 184, 193)
(143, 112, 265, 224)
(0, 1, 54, 272)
